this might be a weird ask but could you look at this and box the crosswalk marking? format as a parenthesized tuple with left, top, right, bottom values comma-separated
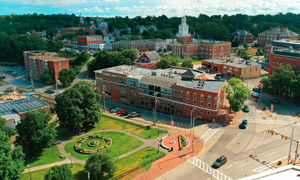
(201, 124, 222, 143)
(246, 119, 299, 125)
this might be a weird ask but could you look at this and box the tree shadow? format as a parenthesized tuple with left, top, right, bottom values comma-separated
(73, 168, 88, 180)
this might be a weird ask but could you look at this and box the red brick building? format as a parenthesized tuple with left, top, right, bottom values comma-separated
(95, 65, 226, 121)
(23, 50, 70, 82)
(231, 30, 253, 43)
(77, 35, 104, 48)
(172, 16, 231, 59)
(264, 39, 300, 62)
(257, 27, 300, 46)
(133, 51, 161, 69)
(112, 39, 167, 52)
(269, 47, 300, 77)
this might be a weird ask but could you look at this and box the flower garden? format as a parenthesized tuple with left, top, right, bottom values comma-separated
(74, 134, 113, 154)
(179, 134, 190, 149)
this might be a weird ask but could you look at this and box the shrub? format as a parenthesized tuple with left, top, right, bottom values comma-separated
(78, 147, 84, 151)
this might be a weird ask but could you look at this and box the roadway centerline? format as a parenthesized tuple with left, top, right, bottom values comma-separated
(237, 163, 245, 168)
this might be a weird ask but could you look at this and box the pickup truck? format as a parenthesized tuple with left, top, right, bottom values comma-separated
(127, 112, 141, 118)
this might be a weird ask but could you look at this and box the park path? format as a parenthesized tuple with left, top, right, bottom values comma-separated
(24, 129, 170, 173)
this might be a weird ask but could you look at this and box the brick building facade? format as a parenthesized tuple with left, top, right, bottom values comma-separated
(202, 59, 262, 79)
(231, 30, 253, 43)
(133, 51, 161, 69)
(112, 39, 167, 52)
(264, 39, 300, 62)
(95, 65, 226, 121)
(77, 35, 104, 48)
(257, 27, 299, 47)
(172, 16, 231, 59)
(23, 50, 70, 82)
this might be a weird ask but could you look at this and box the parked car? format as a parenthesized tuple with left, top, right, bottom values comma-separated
(262, 73, 268, 76)
(1, 76, 6, 79)
(263, 68, 268, 70)
(127, 112, 142, 118)
(216, 73, 223, 77)
(252, 87, 260, 92)
(215, 76, 221, 80)
(120, 111, 131, 116)
(117, 110, 126, 114)
(108, 106, 119, 111)
(269, 98, 280, 104)
(109, 107, 122, 113)
(44, 90, 55, 94)
(252, 92, 259, 98)
(26, 85, 33, 89)
(244, 104, 250, 112)
(213, 156, 227, 168)
(265, 68, 269, 72)
(239, 119, 248, 129)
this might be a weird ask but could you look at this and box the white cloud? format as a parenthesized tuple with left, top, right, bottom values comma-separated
(104, 0, 120, 2)
(139, 1, 145, 4)
(81, 7, 109, 13)
(22, 0, 86, 7)
(114, 6, 131, 12)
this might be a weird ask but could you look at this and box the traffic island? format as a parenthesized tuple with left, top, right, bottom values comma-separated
(271, 157, 300, 168)
(134, 131, 203, 180)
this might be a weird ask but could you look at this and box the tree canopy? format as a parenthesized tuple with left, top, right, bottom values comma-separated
(47, 40, 64, 52)
(85, 150, 118, 180)
(0, 131, 24, 180)
(95, 29, 104, 37)
(241, 51, 251, 60)
(0, 116, 16, 137)
(55, 81, 102, 132)
(39, 67, 54, 84)
(58, 68, 76, 87)
(155, 55, 180, 69)
(14, 109, 57, 153)
(181, 58, 194, 68)
(44, 165, 73, 180)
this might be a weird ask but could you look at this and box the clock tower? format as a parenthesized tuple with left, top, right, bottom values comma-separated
(176, 15, 192, 43)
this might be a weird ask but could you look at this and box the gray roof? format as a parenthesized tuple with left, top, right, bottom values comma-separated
(0, 97, 49, 116)
(114, 38, 165, 45)
(142, 51, 161, 60)
(182, 80, 225, 93)
(258, 28, 299, 36)
(202, 59, 261, 68)
(231, 30, 252, 36)
(181, 69, 198, 77)
(139, 75, 180, 88)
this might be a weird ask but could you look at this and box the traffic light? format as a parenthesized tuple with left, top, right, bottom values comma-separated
(268, 130, 270, 133)
(285, 136, 288, 140)
(271, 131, 274, 135)
(282, 135, 284, 139)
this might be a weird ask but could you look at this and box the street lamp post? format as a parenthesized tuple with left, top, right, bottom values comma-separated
(69, 153, 73, 168)
(260, 79, 264, 100)
(243, 69, 249, 87)
(27, 165, 32, 180)
(157, 138, 160, 154)
(102, 85, 106, 112)
(190, 108, 196, 134)
(158, 121, 160, 135)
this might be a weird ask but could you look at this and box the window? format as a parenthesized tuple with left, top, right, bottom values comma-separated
(235, 68, 238, 72)
(201, 94, 204, 99)
(224, 66, 227, 69)
(119, 78, 126, 83)
(173, 89, 175, 93)
(113, 83, 117, 88)
(141, 101, 144, 105)
(104, 75, 110, 80)
(186, 98, 189, 103)
(214, 104, 217, 109)
(207, 111, 210, 115)
(181, 91, 183, 94)
(193, 108, 196, 112)
(120, 85, 126, 90)
(208, 96, 211, 101)
(214, 112, 217, 116)
(141, 95, 145, 99)
(215, 97, 218, 102)
(112, 76, 117, 82)
(193, 99, 196, 104)
(177, 90, 179, 94)
(187, 91, 189, 96)
(194, 93, 197, 98)
(120, 91, 126, 95)
(200, 109, 203, 113)
(200, 101, 203, 106)
(186, 106, 189, 110)
(208, 103, 211, 108)
(180, 105, 183, 108)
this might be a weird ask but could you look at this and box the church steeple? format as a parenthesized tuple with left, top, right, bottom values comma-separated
(79, 10, 84, 25)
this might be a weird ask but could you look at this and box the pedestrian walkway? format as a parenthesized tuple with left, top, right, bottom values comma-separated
(23, 159, 71, 173)
(134, 131, 204, 180)
(247, 119, 299, 125)
(201, 124, 222, 143)
(216, 98, 241, 125)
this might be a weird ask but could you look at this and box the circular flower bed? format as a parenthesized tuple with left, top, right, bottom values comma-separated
(74, 134, 113, 154)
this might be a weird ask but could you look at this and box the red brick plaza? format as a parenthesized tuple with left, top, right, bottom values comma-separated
(135, 131, 204, 180)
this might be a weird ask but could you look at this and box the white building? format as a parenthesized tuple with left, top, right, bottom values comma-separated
(90, 43, 105, 50)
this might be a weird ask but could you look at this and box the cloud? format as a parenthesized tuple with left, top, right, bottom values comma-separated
(139, 1, 145, 4)
(104, 0, 120, 2)
(22, 0, 86, 7)
(114, 6, 131, 12)
(81, 7, 109, 13)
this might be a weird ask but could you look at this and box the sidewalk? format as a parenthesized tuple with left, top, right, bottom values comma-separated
(23, 159, 71, 173)
(135, 131, 204, 180)
(216, 98, 241, 126)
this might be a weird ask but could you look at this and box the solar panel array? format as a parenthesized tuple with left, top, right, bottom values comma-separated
(0, 97, 47, 115)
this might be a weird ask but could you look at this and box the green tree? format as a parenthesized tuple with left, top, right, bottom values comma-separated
(39, 67, 54, 84)
(44, 165, 73, 180)
(243, 43, 249, 50)
(47, 40, 64, 52)
(181, 58, 194, 68)
(95, 29, 104, 37)
(58, 68, 77, 87)
(85, 150, 118, 180)
(46, 28, 58, 40)
(62, 32, 76, 41)
(241, 51, 251, 60)
(14, 109, 57, 153)
(76, 29, 89, 36)
(70, 50, 90, 66)
(224, 78, 251, 113)
(0, 131, 24, 180)
(0, 116, 16, 137)
(231, 40, 239, 47)
(155, 55, 180, 69)
(55, 81, 102, 132)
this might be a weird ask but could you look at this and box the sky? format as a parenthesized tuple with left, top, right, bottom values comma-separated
(1, 0, 300, 17)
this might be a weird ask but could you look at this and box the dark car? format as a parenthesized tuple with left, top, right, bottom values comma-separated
(109, 107, 122, 113)
(244, 104, 250, 112)
(213, 156, 227, 168)
(44, 90, 55, 94)
(262, 73, 268, 76)
(120, 111, 131, 116)
(239, 120, 248, 129)
(1, 76, 6, 79)
(108, 106, 119, 111)
(215, 76, 221, 80)
(252, 87, 260, 92)
(216, 73, 223, 77)
(269, 98, 280, 104)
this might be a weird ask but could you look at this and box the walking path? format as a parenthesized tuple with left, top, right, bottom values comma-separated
(23, 159, 71, 173)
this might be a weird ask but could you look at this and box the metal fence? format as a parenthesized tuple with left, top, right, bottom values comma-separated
(188, 157, 233, 180)
(159, 120, 191, 130)
(111, 154, 165, 180)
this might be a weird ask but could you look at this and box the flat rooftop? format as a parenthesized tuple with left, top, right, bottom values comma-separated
(203, 59, 261, 68)
(0, 97, 49, 115)
(29, 55, 67, 61)
(274, 49, 300, 58)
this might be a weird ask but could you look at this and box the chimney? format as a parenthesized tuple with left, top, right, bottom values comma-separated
(270, 27, 273, 30)
(281, 28, 284, 31)
(248, 31, 250, 34)
(286, 27, 289, 30)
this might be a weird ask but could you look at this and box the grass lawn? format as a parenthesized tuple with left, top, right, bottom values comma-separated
(113, 146, 165, 178)
(22, 163, 86, 180)
(64, 131, 144, 161)
(56, 115, 167, 140)
(247, 47, 259, 55)
(192, 60, 202, 64)
(24, 144, 66, 168)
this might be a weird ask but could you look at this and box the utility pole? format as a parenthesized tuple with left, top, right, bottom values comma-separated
(260, 79, 264, 100)
(29, 70, 35, 91)
(55, 76, 58, 94)
(288, 127, 294, 164)
(295, 141, 299, 165)
(154, 93, 157, 126)
(102, 84, 106, 112)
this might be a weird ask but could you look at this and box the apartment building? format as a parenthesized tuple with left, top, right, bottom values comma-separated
(112, 39, 167, 52)
(264, 39, 300, 61)
(23, 50, 69, 81)
(202, 59, 262, 79)
(172, 16, 231, 59)
(231, 30, 253, 43)
(257, 27, 299, 46)
(133, 51, 161, 69)
(94, 65, 226, 120)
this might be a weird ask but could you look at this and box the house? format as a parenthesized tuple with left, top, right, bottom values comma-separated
(257, 27, 300, 46)
(77, 35, 104, 48)
(136, 25, 157, 33)
(231, 30, 253, 43)
(133, 51, 161, 69)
